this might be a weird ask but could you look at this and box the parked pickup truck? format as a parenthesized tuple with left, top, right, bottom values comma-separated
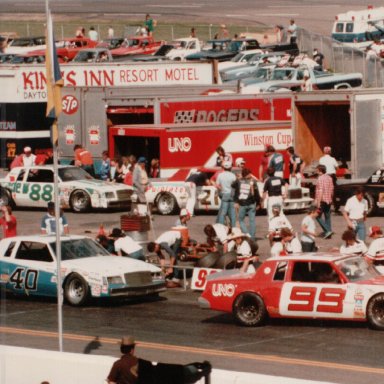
(166, 37, 202, 61)
(241, 65, 363, 93)
(110, 36, 164, 58)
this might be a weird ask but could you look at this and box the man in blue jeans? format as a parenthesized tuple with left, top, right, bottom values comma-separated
(232, 168, 261, 241)
(216, 160, 236, 227)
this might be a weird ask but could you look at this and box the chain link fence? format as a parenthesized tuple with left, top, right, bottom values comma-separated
(298, 28, 383, 87)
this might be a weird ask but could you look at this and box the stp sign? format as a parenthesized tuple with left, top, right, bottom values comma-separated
(62, 95, 79, 115)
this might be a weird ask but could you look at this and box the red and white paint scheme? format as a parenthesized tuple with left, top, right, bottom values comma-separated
(199, 253, 384, 329)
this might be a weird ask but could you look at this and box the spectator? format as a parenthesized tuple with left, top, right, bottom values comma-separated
(133, 157, 149, 203)
(107, 336, 138, 384)
(44, 149, 54, 165)
(149, 158, 160, 178)
(339, 229, 367, 255)
(108, 26, 114, 39)
(88, 26, 99, 42)
(215, 146, 233, 168)
(114, 156, 128, 183)
(319, 146, 338, 185)
(315, 164, 334, 239)
(74, 144, 94, 176)
(190, 27, 197, 38)
(0, 205, 17, 238)
(301, 70, 313, 91)
(259, 149, 270, 181)
(216, 160, 237, 227)
(343, 187, 368, 241)
(41, 202, 69, 235)
(287, 146, 305, 185)
(301, 205, 320, 252)
(219, 24, 229, 39)
(313, 48, 324, 69)
(365, 226, 384, 265)
(275, 24, 287, 43)
(75, 26, 85, 38)
(232, 167, 261, 240)
(110, 228, 145, 260)
(99, 150, 111, 181)
(22, 146, 36, 167)
(263, 166, 288, 219)
(145, 14, 155, 36)
(287, 19, 298, 44)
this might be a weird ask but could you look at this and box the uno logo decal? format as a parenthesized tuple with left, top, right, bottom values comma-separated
(168, 137, 192, 153)
(212, 283, 235, 297)
(62, 95, 79, 115)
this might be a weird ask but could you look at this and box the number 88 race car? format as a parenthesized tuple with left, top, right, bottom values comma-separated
(198, 253, 384, 330)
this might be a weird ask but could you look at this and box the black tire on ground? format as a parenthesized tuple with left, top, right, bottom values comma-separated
(70, 190, 91, 213)
(365, 192, 377, 216)
(214, 251, 237, 269)
(232, 292, 267, 327)
(156, 193, 178, 215)
(197, 252, 220, 268)
(0, 188, 15, 208)
(64, 273, 90, 306)
(367, 293, 384, 330)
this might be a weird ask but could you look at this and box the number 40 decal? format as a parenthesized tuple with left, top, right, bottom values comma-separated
(9, 267, 38, 290)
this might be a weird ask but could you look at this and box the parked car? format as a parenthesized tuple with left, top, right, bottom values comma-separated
(5, 36, 46, 54)
(166, 37, 202, 61)
(129, 44, 176, 62)
(96, 38, 125, 50)
(335, 167, 384, 216)
(0, 235, 165, 306)
(199, 253, 384, 329)
(72, 48, 113, 63)
(0, 165, 134, 212)
(110, 36, 164, 58)
(217, 48, 264, 71)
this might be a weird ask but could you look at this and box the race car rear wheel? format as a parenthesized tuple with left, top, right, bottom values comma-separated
(0, 188, 15, 208)
(197, 252, 220, 268)
(367, 293, 384, 330)
(233, 292, 267, 327)
(214, 251, 237, 269)
(70, 190, 91, 213)
(156, 193, 178, 215)
(365, 192, 377, 217)
(64, 273, 90, 306)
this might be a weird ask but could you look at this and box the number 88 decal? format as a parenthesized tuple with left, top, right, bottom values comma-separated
(29, 184, 53, 202)
(288, 286, 346, 313)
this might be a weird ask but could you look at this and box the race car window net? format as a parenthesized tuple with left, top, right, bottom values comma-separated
(273, 262, 287, 281)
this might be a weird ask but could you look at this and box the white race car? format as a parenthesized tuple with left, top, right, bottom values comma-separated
(145, 168, 313, 215)
(0, 165, 134, 212)
(0, 235, 165, 306)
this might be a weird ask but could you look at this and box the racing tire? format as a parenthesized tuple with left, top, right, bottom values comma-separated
(233, 292, 267, 327)
(70, 190, 91, 213)
(365, 192, 377, 217)
(156, 192, 178, 215)
(214, 251, 237, 270)
(0, 188, 15, 208)
(367, 293, 384, 330)
(197, 252, 220, 268)
(179, 251, 188, 261)
(64, 273, 90, 306)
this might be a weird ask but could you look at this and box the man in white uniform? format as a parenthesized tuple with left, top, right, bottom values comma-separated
(343, 187, 368, 241)
(110, 228, 144, 260)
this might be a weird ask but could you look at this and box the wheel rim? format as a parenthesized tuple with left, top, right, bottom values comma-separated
(0, 191, 10, 206)
(157, 194, 174, 214)
(72, 192, 88, 211)
(239, 297, 259, 322)
(67, 278, 85, 304)
(372, 299, 384, 326)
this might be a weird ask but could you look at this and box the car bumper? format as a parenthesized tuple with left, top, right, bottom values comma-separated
(283, 197, 313, 211)
(198, 297, 211, 309)
(109, 282, 166, 297)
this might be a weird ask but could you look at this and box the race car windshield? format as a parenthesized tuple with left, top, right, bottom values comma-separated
(59, 167, 93, 181)
(51, 238, 110, 260)
(336, 256, 380, 282)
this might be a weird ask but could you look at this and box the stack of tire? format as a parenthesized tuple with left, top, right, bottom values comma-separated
(197, 251, 237, 270)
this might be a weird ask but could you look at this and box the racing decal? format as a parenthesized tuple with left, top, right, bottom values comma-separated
(191, 268, 220, 291)
(89, 125, 100, 145)
(91, 285, 102, 297)
(148, 185, 187, 193)
(64, 125, 76, 145)
(212, 283, 236, 297)
(9, 267, 38, 291)
(353, 288, 365, 317)
(168, 137, 192, 153)
(11, 182, 53, 202)
(62, 95, 79, 115)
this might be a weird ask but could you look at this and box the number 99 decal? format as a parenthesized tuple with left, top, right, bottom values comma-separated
(9, 267, 39, 291)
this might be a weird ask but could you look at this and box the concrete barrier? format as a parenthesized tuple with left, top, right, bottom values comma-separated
(0, 345, 337, 384)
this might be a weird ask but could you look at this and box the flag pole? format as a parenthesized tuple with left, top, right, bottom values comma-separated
(45, 0, 64, 352)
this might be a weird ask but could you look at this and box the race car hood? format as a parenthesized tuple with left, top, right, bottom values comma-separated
(61, 179, 133, 192)
(62, 256, 161, 276)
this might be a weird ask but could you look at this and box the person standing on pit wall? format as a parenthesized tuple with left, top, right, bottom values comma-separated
(21, 146, 36, 167)
(232, 167, 261, 241)
(263, 166, 288, 219)
(216, 160, 237, 227)
(144, 14, 155, 36)
(0, 205, 17, 238)
(287, 146, 305, 186)
(315, 164, 334, 239)
(342, 187, 368, 241)
(74, 144, 94, 176)
(107, 336, 138, 384)
(319, 146, 339, 186)
(267, 145, 284, 178)
(41, 202, 69, 235)
(132, 157, 149, 203)
(287, 19, 298, 44)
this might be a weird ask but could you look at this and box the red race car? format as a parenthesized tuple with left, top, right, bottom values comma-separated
(199, 253, 384, 329)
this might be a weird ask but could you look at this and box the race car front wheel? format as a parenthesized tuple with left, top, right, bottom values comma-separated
(156, 192, 177, 215)
(70, 190, 91, 212)
(233, 292, 267, 327)
(64, 273, 90, 306)
(367, 293, 384, 330)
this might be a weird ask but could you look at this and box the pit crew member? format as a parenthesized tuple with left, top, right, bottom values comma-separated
(365, 226, 384, 267)
(339, 229, 367, 255)
(110, 228, 145, 260)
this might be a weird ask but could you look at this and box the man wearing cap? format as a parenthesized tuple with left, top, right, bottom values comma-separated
(110, 228, 144, 260)
(230, 229, 259, 273)
(133, 157, 149, 203)
(268, 204, 293, 244)
(107, 336, 138, 384)
(343, 187, 368, 241)
(21, 146, 36, 167)
(175, 208, 191, 227)
(365, 226, 384, 263)
(41, 202, 69, 235)
(263, 166, 288, 219)
(216, 160, 236, 227)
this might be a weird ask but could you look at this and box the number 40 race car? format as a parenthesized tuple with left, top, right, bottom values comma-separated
(198, 253, 384, 330)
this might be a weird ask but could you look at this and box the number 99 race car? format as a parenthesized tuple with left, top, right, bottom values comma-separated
(198, 253, 384, 330)
(0, 165, 134, 212)
(0, 235, 165, 306)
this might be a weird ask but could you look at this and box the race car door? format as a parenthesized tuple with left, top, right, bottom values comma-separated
(279, 261, 359, 320)
(21, 168, 54, 207)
